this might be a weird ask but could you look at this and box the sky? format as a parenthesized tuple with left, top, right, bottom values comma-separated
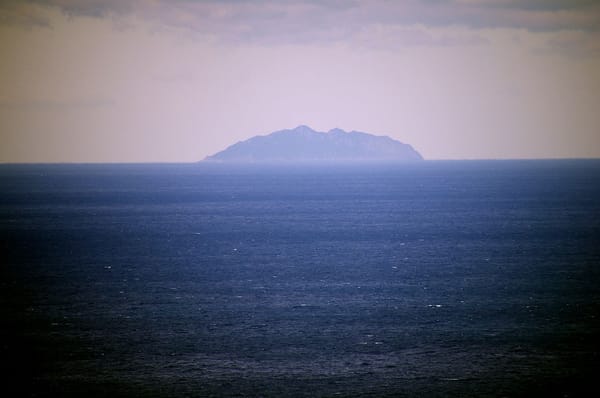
(1, 0, 599, 162)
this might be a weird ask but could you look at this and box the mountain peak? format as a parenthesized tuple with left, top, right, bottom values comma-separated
(292, 124, 316, 133)
(203, 126, 423, 163)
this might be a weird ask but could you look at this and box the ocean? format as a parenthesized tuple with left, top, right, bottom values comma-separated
(1, 160, 599, 397)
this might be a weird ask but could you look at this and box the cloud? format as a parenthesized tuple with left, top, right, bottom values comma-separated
(536, 30, 600, 58)
(3, 1, 600, 47)
(0, 1, 50, 27)
(354, 24, 489, 50)
(32, 0, 135, 18)
(462, 0, 598, 12)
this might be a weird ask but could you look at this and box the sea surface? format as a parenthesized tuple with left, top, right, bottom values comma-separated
(1, 160, 599, 397)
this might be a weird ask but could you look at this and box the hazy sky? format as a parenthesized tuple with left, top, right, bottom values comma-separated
(1, 0, 599, 162)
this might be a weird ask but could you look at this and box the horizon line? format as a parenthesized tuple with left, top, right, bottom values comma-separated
(2, 157, 600, 165)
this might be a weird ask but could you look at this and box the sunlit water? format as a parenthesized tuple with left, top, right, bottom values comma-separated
(2, 160, 599, 397)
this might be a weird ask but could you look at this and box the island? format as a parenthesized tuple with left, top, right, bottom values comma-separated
(203, 125, 423, 163)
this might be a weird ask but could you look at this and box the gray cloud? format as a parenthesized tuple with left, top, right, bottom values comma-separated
(4, 0, 600, 44)
(471, 0, 599, 12)
(31, 0, 135, 18)
(535, 30, 600, 58)
(0, 1, 50, 27)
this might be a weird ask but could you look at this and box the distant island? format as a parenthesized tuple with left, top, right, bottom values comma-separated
(203, 125, 423, 163)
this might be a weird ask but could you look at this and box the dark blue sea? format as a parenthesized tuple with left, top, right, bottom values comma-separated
(1, 160, 599, 397)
